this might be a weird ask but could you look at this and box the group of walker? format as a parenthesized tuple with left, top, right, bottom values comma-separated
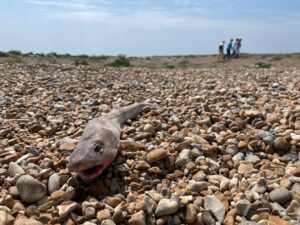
(218, 38, 242, 60)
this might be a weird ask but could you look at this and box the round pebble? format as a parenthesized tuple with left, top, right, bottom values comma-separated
(155, 199, 179, 217)
(16, 175, 47, 203)
(269, 188, 291, 204)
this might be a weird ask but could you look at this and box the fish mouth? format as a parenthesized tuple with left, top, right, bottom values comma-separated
(76, 164, 104, 182)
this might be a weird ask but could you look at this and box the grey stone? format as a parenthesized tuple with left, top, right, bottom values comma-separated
(187, 181, 208, 192)
(9, 162, 25, 177)
(269, 188, 291, 204)
(155, 199, 179, 217)
(204, 195, 225, 222)
(175, 149, 190, 167)
(236, 199, 251, 216)
(252, 178, 268, 194)
(226, 145, 238, 155)
(201, 211, 216, 225)
(48, 173, 60, 194)
(271, 202, 285, 216)
(16, 175, 47, 203)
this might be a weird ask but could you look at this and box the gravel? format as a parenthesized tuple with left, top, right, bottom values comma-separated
(0, 64, 300, 224)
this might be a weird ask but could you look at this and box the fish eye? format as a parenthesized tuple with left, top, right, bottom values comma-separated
(94, 143, 103, 153)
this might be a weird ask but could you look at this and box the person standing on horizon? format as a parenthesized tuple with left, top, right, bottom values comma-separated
(218, 41, 225, 60)
(236, 38, 242, 58)
(233, 38, 239, 58)
(225, 39, 234, 59)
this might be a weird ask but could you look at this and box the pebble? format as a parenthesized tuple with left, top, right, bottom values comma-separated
(8, 162, 25, 177)
(16, 175, 47, 203)
(128, 210, 146, 225)
(252, 178, 268, 194)
(245, 154, 260, 164)
(155, 199, 179, 217)
(101, 220, 116, 225)
(274, 137, 290, 151)
(85, 206, 96, 220)
(57, 201, 80, 218)
(226, 145, 238, 155)
(187, 181, 208, 192)
(97, 209, 111, 222)
(1, 64, 300, 225)
(269, 188, 292, 204)
(204, 195, 225, 222)
(60, 143, 75, 152)
(185, 204, 197, 223)
(201, 211, 216, 225)
(268, 215, 293, 225)
(48, 173, 60, 194)
(236, 199, 251, 216)
(238, 163, 254, 175)
(291, 184, 300, 202)
(146, 148, 168, 163)
(119, 140, 145, 151)
(175, 149, 190, 167)
(106, 196, 122, 207)
(14, 218, 43, 225)
(239, 222, 258, 225)
(0, 211, 7, 225)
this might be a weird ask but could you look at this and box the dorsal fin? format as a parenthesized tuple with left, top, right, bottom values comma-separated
(112, 103, 122, 111)
(104, 102, 146, 125)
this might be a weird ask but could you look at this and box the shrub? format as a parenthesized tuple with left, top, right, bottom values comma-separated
(61, 53, 71, 58)
(47, 52, 60, 58)
(109, 55, 131, 67)
(254, 62, 272, 68)
(165, 64, 175, 69)
(90, 55, 110, 61)
(0, 51, 8, 57)
(178, 60, 189, 67)
(77, 54, 89, 59)
(8, 50, 22, 56)
(36, 53, 46, 57)
(75, 59, 89, 66)
(270, 56, 282, 61)
(23, 52, 33, 57)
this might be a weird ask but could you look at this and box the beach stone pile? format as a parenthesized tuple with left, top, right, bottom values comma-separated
(1, 63, 300, 224)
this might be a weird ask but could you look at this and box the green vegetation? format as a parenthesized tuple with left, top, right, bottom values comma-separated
(254, 62, 272, 68)
(23, 52, 34, 57)
(36, 53, 46, 57)
(8, 50, 22, 56)
(270, 55, 283, 61)
(0, 51, 8, 57)
(90, 55, 110, 60)
(164, 64, 175, 69)
(74, 59, 89, 66)
(239, 53, 250, 59)
(109, 55, 131, 67)
(179, 60, 189, 67)
(47, 52, 62, 58)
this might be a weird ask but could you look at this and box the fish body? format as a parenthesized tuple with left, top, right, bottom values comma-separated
(68, 102, 150, 182)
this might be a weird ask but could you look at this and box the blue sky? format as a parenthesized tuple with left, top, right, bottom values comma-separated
(0, 0, 299, 56)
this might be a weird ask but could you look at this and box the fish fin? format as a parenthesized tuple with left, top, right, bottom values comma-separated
(144, 99, 160, 109)
(112, 103, 122, 110)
